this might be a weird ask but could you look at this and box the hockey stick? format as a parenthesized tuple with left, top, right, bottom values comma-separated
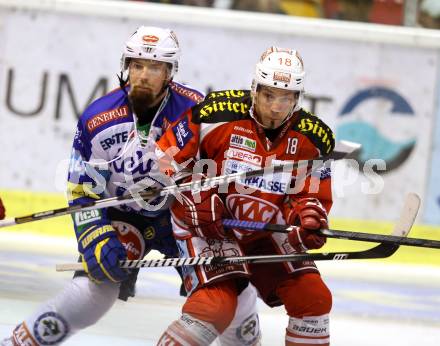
(56, 191, 418, 272)
(0, 140, 361, 228)
(223, 194, 436, 249)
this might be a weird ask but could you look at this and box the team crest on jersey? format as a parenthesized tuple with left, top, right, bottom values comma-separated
(192, 237, 248, 281)
(112, 221, 145, 260)
(226, 194, 284, 224)
(229, 134, 256, 152)
(33, 312, 69, 345)
(236, 313, 261, 345)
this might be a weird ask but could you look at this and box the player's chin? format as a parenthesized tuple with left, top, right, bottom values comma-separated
(130, 88, 156, 107)
(264, 121, 280, 129)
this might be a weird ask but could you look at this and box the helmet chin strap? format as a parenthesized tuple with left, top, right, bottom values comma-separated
(132, 87, 171, 147)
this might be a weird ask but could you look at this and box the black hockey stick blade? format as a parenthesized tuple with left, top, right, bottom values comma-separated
(55, 239, 409, 272)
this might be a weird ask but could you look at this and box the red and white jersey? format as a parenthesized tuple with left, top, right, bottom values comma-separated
(156, 89, 335, 242)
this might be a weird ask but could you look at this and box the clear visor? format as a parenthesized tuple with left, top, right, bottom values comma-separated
(258, 87, 299, 113)
(268, 95, 297, 113)
(129, 59, 171, 78)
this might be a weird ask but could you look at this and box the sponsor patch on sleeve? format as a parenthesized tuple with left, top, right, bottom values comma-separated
(169, 82, 204, 103)
(172, 117, 193, 149)
(86, 105, 129, 133)
(295, 110, 335, 155)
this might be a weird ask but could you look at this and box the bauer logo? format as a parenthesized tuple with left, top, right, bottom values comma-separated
(33, 312, 69, 345)
(74, 210, 101, 226)
(172, 116, 193, 149)
(230, 134, 256, 152)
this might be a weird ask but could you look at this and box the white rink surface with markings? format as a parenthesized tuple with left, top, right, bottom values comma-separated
(0, 232, 439, 346)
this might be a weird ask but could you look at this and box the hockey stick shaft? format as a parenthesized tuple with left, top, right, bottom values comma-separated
(222, 220, 440, 249)
(222, 192, 429, 248)
(1, 141, 361, 228)
(57, 193, 419, 272)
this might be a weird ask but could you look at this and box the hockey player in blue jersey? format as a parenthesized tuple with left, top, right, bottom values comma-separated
(1, 26, 260, 346)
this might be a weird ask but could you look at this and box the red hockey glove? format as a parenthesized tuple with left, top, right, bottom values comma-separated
(284, 198, 328, 252)
(173, 188, 227, 239)
(0, 198, 5, 220)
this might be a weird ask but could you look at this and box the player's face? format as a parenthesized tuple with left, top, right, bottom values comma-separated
(254, 86, 298, 129)
(128, 58, 170, 106)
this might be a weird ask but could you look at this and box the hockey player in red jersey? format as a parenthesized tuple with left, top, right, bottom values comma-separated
(155, 46, 334, 345)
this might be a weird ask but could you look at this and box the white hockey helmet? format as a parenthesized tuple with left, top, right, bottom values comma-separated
(121, 26, 181, 78)
(252, 46, 305, 112)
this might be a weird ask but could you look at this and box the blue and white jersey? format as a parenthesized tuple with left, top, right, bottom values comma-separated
(67, 81, 204, 239)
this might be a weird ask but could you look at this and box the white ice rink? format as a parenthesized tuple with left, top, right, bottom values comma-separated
(1, 232, 439, 345)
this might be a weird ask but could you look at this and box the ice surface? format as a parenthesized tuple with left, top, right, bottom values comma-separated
(0, 232, 439, 345)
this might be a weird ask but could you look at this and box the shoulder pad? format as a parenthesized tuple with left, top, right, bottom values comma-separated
(293, 109, 335, 155)
(191, 89, 252, 124)
(169, 81, 204, 103)
(80, 89, 131, 135)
